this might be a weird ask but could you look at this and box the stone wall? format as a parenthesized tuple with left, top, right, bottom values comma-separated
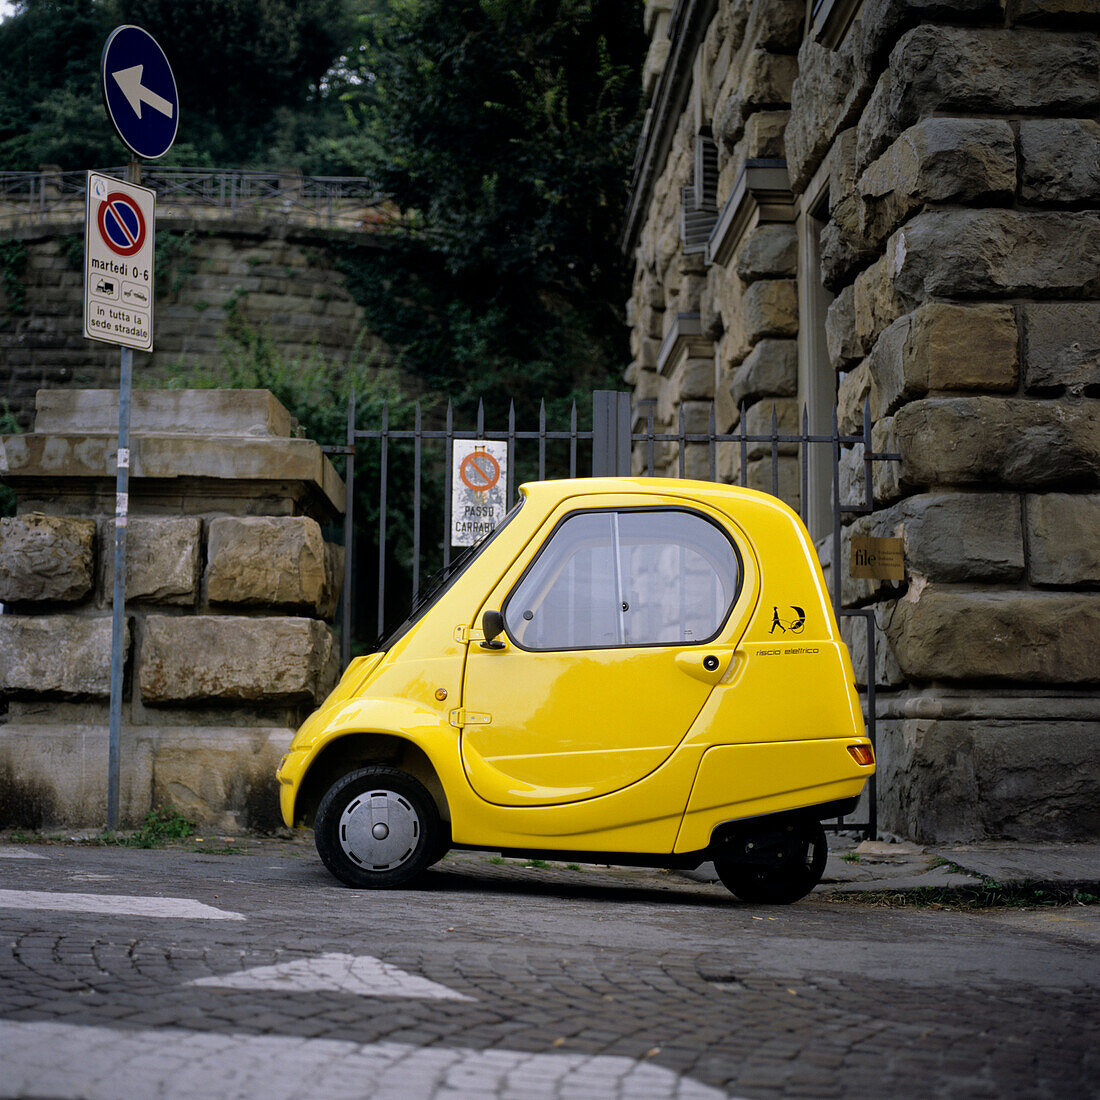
(0, 218, 387, 428)
(624, 0, 1100, 841)
(0, 389, 344, 831)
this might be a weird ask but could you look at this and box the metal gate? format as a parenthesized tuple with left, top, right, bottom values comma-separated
(327, 390, 899, 837)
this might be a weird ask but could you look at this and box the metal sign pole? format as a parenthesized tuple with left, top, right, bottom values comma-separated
(106, 156, 140, 830)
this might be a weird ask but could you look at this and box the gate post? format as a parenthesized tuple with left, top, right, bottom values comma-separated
(591, 391, 632, 476)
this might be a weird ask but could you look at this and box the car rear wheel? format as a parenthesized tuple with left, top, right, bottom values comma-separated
(315, 766, 440, 888)
(713, 819, 828, 904)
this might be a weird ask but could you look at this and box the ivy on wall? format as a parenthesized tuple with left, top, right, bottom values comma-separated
(0, 240, 28, 317)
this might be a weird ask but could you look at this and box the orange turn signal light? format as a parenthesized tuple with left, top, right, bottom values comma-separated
(847, 744, 875, 766)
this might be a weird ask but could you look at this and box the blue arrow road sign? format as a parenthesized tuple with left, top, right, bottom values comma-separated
(101, 25, 178, 160)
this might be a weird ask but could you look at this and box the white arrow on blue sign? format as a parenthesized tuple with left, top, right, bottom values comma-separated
(101, 25, 179, 160)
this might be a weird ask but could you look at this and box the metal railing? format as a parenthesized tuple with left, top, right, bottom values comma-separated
(0, 167, 395, 230)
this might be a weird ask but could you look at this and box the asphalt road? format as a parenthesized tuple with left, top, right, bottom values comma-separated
(0, 840, 1096, 1099)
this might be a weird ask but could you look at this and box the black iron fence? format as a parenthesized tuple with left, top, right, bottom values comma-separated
(328, 390, 899, 837)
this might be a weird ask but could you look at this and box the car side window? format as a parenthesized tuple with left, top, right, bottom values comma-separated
(503, 508, 740, 650)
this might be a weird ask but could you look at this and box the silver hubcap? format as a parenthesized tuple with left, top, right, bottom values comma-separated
(339, 789, 420, 871)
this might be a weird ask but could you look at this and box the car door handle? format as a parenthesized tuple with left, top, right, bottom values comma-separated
(674, 649, 739, 684)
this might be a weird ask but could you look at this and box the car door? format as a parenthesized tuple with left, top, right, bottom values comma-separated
(459, 502, 747, 806)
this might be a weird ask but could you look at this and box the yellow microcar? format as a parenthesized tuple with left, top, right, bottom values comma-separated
(277, 478, 874, 903)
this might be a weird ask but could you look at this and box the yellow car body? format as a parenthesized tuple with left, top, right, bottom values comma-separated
(277, 477, 874, 902)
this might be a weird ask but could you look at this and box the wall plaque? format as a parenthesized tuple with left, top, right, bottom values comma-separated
(850, 536, 905, 580)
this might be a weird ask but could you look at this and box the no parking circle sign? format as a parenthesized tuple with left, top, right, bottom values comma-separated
(83, 171, 156, 351)
(97, 192, 147, 256)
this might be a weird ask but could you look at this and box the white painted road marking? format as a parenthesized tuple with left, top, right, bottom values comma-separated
(0, 1021, 730, 1099)
(189, 952, 475, 1001)
(0, 889, 244, 920)
(0, 847, 47, 860)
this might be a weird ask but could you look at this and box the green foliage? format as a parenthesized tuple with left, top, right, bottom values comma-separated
(97, 806, 195, 847)
(330, 0, 646, 420)
(126, 806, 195, 847)
(115, 0, 354, 164)
(153, 227, 197, 297)
(0, 0, 117, 169)
(0, 399, 22, 517)
(363, 0, 644, 289)
(58, 234, 84, 272)
(333, 236, 620, 426)
(0, 0, 355, 169)
(0, 239, 27, 316)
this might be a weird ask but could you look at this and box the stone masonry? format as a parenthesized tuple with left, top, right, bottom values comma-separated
(0, 389, 344, 830)
(0, 218, 386, 428)
(624, 0, 1100, 842)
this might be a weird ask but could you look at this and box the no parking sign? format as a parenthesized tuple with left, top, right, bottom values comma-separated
(83, 172, 155, 351)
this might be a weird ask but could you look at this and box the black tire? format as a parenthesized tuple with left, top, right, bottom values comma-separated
(713, 820, 828, 904)
(315, 766, 441, 889)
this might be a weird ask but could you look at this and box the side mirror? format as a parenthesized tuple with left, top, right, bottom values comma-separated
(480, 609, 506, 650)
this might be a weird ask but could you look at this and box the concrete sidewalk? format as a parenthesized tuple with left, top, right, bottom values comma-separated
(684, 838, 1100, 896)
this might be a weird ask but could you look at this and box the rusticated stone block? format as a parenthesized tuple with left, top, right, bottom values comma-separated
(100, 517, 201, 605)
(857, 26, 1100, 170)
(741, 279, 798, 343)
(859, 119, 1016, 245)
(841, 612, 903, 690)
(1027, 493, 1100, 585)
(878, 718, 1100, 842)
(745, 0, 803, 50)
(1006, 0, 1100, 24)
(820, 217, 877, 292)
(842, 492, 1024, 605)
(140, 615, 336, 704)
(889, 210, 1100, 305)
(320, 541, 345, 623)
(853, 255, 904, 350)
(207, 516, 327, 613)
(837, 360, 871, 436)
(893, 397, 1100, 490)
(821, 129, 875, 290)
(0, 514, 95, 603)
(786, 34, 872, 192)
(868, 303, 1018, 419)
(858, 0, 1005, 70)
(826, 284, 861, 370)
(0, 615, 127, 698)
(735, 225, 797, 284)
(740, 110, 789, 161)
(725, 449, 800, 504)
(729, 339, 797, 408)
(881, 585, 1100, 683)
(743, 398, 799, 460)
(1019, 119, 1100, 204)
(737, 49, 798, 110)
(1022, 303, 1100, 391)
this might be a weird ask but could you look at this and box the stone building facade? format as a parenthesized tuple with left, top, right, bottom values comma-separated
(0, 389, 343, 831)
(623, 0, 1100, 840)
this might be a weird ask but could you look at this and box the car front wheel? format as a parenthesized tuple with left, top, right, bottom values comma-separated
(315, 766, 440, 888)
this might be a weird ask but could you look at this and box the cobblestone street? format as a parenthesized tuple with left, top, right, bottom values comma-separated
(0, 841, 1096, 1098)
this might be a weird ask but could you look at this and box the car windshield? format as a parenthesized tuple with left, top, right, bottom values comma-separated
(373, 498, 525, 652)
